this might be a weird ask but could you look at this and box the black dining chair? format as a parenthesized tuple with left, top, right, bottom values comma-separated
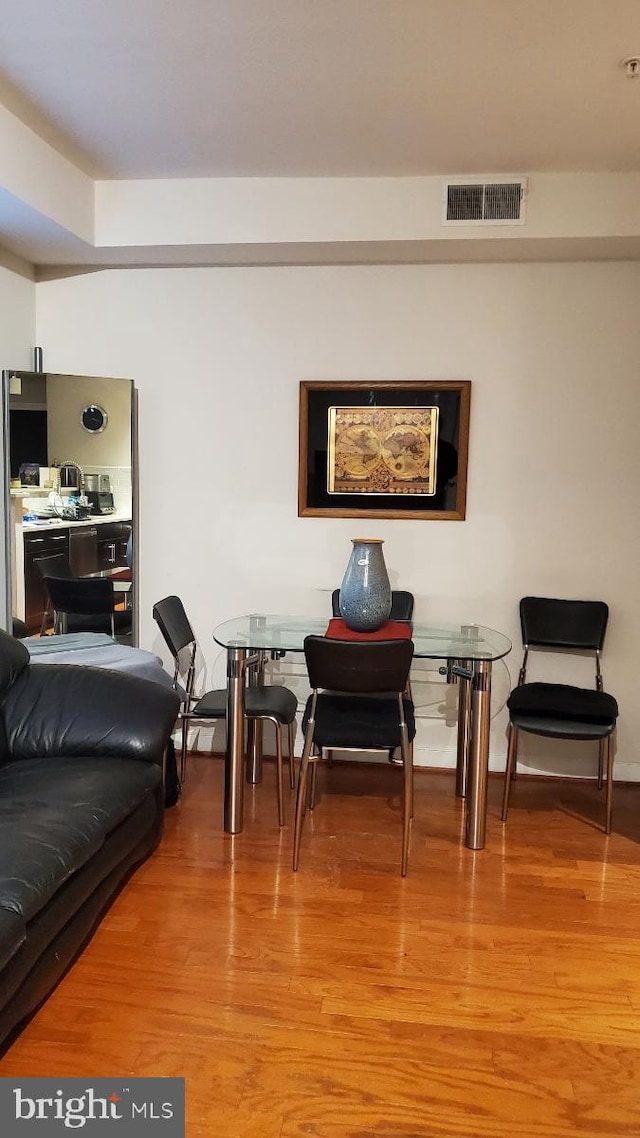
(35, 551, 132, 637)
(331, 588, 414, 621)
(294, 635, 416, 875)
(42, 573, 133, 642)
(34, 551, 72, 635)
(501, 596, 618, 834)
(152, 595, 297, 823)
(330, 586, 415, 767)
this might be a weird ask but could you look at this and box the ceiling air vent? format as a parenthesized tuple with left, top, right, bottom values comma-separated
(442, 176, 527, 225)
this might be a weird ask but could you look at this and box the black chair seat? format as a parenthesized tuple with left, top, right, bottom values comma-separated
(192, 685, 298, 724)
(190, 689, 226, 718)
(302, 692, 416, 750)
(246, 686, 299, 723)
(508, 711, 615, 741)
(507, 682, 618, 724)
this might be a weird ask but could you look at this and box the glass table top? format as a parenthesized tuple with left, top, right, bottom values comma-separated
(213, 614, 511, 662)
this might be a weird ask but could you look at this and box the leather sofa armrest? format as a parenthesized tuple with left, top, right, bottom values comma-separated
(1, 664, 180, 764)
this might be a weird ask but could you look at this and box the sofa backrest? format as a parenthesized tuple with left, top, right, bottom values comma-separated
(0, 631, 30, 766)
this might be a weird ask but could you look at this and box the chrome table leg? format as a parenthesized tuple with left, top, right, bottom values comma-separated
(225, 645, 246, 834)
(455, 657, 472, 799)
(465, 658, 492, 850)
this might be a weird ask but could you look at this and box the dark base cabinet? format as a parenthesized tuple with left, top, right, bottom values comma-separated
(23, 521, 132, 635)
(97, 522, 131, 572)
(23, 530, 70, 634)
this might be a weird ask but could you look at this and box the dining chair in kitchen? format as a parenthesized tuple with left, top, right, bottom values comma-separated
(34, 551, 73, 635)
(42, 574, 133, 642)
(331, 588, 415, 621)
(152, 595, 297, 823)
(36, 552, 132, 637)
(501, 596, 618, 834)
(293, 635, 416, 876)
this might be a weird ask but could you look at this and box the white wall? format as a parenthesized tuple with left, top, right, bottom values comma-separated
(0, 266, 34, 370)
(0, 264, 35, 627)
(34, 262, 640, 777)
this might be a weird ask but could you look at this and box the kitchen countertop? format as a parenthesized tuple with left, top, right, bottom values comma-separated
(22, 514, 131, 533)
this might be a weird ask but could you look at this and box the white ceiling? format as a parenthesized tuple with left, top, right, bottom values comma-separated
(2, 0, 640, 271)
(0, 0, 639, 180)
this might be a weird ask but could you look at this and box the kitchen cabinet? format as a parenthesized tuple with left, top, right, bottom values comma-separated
(96, 522, 131, 571)
(21, 517, 132, 634)
(23, 529, 70, 634)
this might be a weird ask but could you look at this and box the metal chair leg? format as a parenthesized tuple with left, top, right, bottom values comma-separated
(501, 723, 518, 822)
(287, 722, 295, 789)
(309, 760, 318, 811)
(180, 715, 189, 782)
(605, 732, 615, 835)
(409, 740, 415, 819)
(400, 726, 412, 877)
(275, 723, 285, 827)
(40, 603, 51, 636)
(293, 731, 315, 870)
(598, 739, 605, 789)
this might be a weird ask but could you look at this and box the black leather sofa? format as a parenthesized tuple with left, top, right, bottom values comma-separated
(0, 629, 180, 1051)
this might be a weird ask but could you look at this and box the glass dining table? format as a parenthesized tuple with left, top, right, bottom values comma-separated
(212, 614, 512, 850)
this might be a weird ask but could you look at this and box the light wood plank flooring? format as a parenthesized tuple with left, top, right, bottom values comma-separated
(2, 757, 640, 1137)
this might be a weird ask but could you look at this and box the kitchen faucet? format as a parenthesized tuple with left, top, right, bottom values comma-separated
(50, 461, 91, 520)
(57, 460, 85, 492)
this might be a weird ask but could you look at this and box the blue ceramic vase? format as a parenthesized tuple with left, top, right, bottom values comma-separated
(339, 538, 392, 632)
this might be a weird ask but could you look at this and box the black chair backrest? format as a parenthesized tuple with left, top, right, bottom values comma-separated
(34, 552, 73, 580)
(152, 595, 195, 660)
(331, 588, 414, 621)
(43, 574, 115, 617)
(520, 597, 609, 651)
(304, 635, 414, 694)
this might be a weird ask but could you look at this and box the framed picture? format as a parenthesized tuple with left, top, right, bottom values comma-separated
(298, 380, 471, 520)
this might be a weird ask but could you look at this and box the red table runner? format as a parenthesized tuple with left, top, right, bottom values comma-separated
(324, 618, 412, 641)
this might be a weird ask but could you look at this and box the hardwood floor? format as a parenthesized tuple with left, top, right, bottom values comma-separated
(2, 756, 640, 1137)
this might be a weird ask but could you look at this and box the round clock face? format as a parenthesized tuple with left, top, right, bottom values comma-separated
(81, 404, 108, 433)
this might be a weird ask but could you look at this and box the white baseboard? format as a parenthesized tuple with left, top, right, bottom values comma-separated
(181, 728, 640, 783)
(412, 744, 640, 783)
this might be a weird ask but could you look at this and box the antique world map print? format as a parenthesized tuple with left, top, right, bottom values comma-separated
(327, 405, 439, 496)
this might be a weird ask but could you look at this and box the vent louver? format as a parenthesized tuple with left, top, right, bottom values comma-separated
(442, 177, 527, 225)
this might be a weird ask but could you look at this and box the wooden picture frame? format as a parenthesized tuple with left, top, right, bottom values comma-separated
(298, 380, 471, 520)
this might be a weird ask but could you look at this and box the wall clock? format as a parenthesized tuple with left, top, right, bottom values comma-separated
(80, 404, 108, 433)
